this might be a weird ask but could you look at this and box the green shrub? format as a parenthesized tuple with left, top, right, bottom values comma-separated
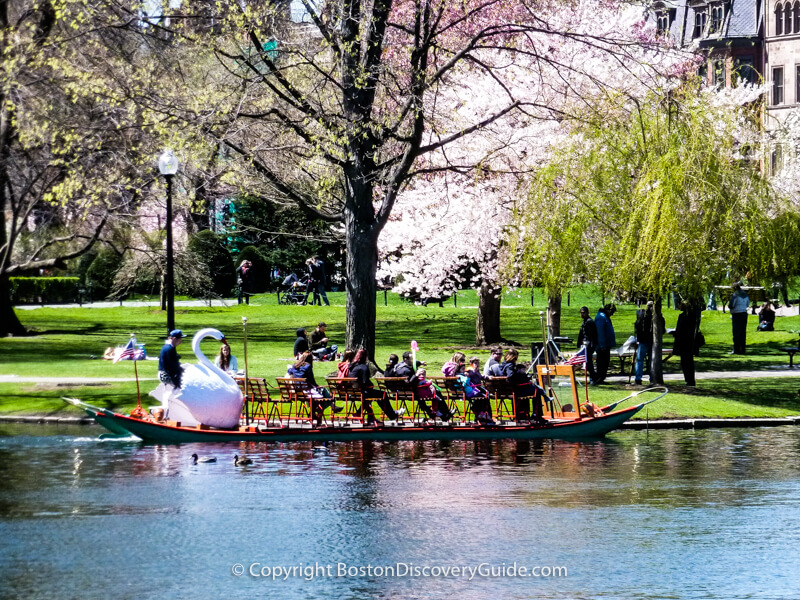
(85, 247, 122, 299)
(10, 277, 80, 304)
(187, 230, 237, 296)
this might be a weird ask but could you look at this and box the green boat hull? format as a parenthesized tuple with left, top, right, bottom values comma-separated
(67, 398, 646, 444)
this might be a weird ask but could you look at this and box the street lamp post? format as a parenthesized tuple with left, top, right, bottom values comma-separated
(158, 150, 179, 334)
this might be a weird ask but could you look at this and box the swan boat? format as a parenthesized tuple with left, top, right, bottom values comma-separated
(65, 333, 666, 443)
(64, 396, 660, 443)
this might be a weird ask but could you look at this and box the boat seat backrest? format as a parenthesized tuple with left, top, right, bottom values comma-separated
(234, 377, 271, 401)
(326, 377, 362, 398)
(484, 376, 515, 398)
(375, 377, 417, 401)
(430, 376, 462, 397)
(276, 377, 314, 401)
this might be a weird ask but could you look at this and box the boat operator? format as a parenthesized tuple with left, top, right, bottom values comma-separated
(159, 329, 184, 388)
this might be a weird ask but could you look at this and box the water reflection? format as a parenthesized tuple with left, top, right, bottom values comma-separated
(1, 424, 799, 599)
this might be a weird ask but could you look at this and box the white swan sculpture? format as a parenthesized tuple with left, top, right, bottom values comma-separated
(149, 328, 244, 428)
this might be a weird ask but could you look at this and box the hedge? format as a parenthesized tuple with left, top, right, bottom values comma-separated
(10, 277, 81, 305)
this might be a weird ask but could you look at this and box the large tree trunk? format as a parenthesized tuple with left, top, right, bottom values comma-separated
(0, 0, 23, 337)
(476, 281, 502, 345)
(548, 293, 562, 337)
(0, 273, 25, 337)
(344, 215, 379, 358)
(651, 295, 665, 384)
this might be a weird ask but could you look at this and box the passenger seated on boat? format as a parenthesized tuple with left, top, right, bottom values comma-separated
(384, 353, 400, 377)
(467, 357, 484, 386)
(287, 352, 339, 425)
(214, 342, 239, 375)
(499, 349, 546, 422)
(415, 368, 453, 421)
(337, 349, 355, 378)
(349, 349, 405, 425)
(394, 352, 450, 421)
(455, 362, 493, 424)
(441, 352, 466, 377)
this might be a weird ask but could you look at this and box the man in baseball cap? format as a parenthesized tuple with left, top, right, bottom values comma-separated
(159, 330, 185, 388)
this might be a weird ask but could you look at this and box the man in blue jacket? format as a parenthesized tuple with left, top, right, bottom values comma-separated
(158, 330, 184, 388)
(594, 304, 617, 385)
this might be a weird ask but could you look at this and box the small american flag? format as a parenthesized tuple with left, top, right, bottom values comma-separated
(564, 346, 587, 366)
(114, 337, 144, 363)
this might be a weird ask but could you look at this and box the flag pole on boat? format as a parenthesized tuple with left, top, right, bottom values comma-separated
(132, 333, 141, 410)
(242, 316, 249, 426)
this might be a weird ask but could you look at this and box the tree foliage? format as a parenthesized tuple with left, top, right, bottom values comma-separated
(512, 83, 797, 381)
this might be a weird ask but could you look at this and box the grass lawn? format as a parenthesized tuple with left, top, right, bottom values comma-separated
(3, 287, 800, 420)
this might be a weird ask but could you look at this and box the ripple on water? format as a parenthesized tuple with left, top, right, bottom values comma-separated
(1, 426, 800, 600)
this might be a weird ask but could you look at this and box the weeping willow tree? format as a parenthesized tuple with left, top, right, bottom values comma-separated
(511, 84, 800, 383)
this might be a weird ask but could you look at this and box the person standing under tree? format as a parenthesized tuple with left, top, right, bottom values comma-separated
(673, 301, 698, 386)
(303, 255, 330, 306)
(576, 306, 598, 384)
(236, 260, 253, 305)
(594, 304, 616, 385)
(634, 301, 658, 386)
(728, 282, 749, 354)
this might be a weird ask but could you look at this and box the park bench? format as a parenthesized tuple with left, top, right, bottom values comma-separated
(780, 346, 800, 367)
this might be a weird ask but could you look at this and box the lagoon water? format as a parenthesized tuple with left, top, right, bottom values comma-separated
(1, 424, 799, 600)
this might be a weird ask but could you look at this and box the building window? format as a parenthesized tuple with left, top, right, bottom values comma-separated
(795, 1, 800, 32)
(771, 145, 784, 175)
(773, 66, 784, 104)
(796, 64, 800, 101)
(657, 11, 670, 34)
(777, 3, 784, 35)
(713, 60, 726, 86)
(786, 3, 794, 33)
(710, 4, 724, 33)
(734, 56, 757, 85)
(693, 10, 708, 37)
(698, 60, 709, 84)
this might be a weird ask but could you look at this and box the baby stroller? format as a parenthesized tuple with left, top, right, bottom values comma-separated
(278, 273, 310, 305)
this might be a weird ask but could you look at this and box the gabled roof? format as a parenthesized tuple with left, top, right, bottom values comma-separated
(649, 0, 762, 46)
